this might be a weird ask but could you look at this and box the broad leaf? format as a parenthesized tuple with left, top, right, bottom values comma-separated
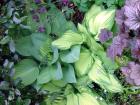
(63, 64, 77, 83)
(15, 36, 32, 56)
(13, 59, 39, 86)
(52, 30, 85, 50)
(60, 45, 81, 63)
(75, 49, 93, 77)
(37, 62, 63, 84)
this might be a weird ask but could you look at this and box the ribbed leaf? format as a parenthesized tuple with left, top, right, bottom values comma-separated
(14, 59, 39, 86)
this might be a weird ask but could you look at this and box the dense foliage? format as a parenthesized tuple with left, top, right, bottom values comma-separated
(1, 0, 140, 105)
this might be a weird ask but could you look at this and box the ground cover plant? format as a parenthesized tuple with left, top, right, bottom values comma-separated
(0, 0, 140, 105)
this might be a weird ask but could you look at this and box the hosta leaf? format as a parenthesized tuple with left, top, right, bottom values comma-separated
(52, 30, 85, 50)
(63, 64, 76, 83)
(41, 82, 61, 93)
(75, 49, 93, 77)
(31, 33, 47, 49)
(17, 33, 47, 61)
(89, 9, 115, 36)
(37, 62, 63, 84)
(37, 67, 52, 84)
(51, 47, 59, 64)
(88, 57, 123, 93)
(13, 59, 39, 86)
(15, 36, 32, 56)
(60, 45, 81, 63)
(97, 51, 118, 73)
(84, 5, 102, 27)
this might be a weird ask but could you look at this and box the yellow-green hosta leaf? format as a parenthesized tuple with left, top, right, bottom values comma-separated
(84, 5, 102, 27)
(75, 49, 93, 77)
(88, 57, 123, 93)
(52, 30, 85, 50)
(89, 9, 115, 38)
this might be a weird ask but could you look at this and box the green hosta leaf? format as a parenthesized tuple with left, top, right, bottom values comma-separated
(63, 64, 77, 83)
(15, 36, 32, 56)
(84, 5, 102, 27)
(89, 9, 115, 39)
(37, 62, 63, 84)
(75, 49, 93, 77)
(52, 30, 85, 50)
(51, 47, 59, 64)
(88, 57, 123, 93)
(42, 80, 66, 93)
(31, 33, 47, 49)
(78, 23, 89, 35)
(41, 82, 61, 93)
(13, 59, 39, 86)
(60, 45, 81, 63)
(15, 35, 44, 61)
(40, 38, 53, 63)
(97, 51, 118, 73)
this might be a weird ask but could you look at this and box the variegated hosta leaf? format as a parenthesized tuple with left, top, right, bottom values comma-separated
(89, 9, 115, 40)
(75, 49, 93, 77)
(88, 57, 123, 93)
(83, 5, 102, 27)
(52, 30, 86, 50)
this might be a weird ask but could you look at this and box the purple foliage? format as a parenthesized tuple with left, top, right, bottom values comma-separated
(99, 28, 113, 43)
(107, 34, 128, 60)
(131, 38, 140, 60)
(121, 62, 140, 86)
(124, 0, 140, 30)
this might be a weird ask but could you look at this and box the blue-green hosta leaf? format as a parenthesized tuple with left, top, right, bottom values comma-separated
(37, 62, 63, 84)
(51, 47, 59, 64)
(52, 30, 85, 50)
(15, 36, 32, 56)
(31, 33, 47, 49)
(89, 9, 115, 39)
(60, 45, 81, 63)
(88, 57, 123, 93)
(75, 49, 93, 77)
(15, 35, 43, 61)
(63, 64, 76, 83)
(84, 5, 102, 27)
(13, 59, 39, 86)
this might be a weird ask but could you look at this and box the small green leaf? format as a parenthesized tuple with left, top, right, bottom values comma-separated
(60, 45, 81, 63)
(14, 59, 39, 86)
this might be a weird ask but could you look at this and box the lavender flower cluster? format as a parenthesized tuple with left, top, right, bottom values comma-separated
(105, 0, 140, 86)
